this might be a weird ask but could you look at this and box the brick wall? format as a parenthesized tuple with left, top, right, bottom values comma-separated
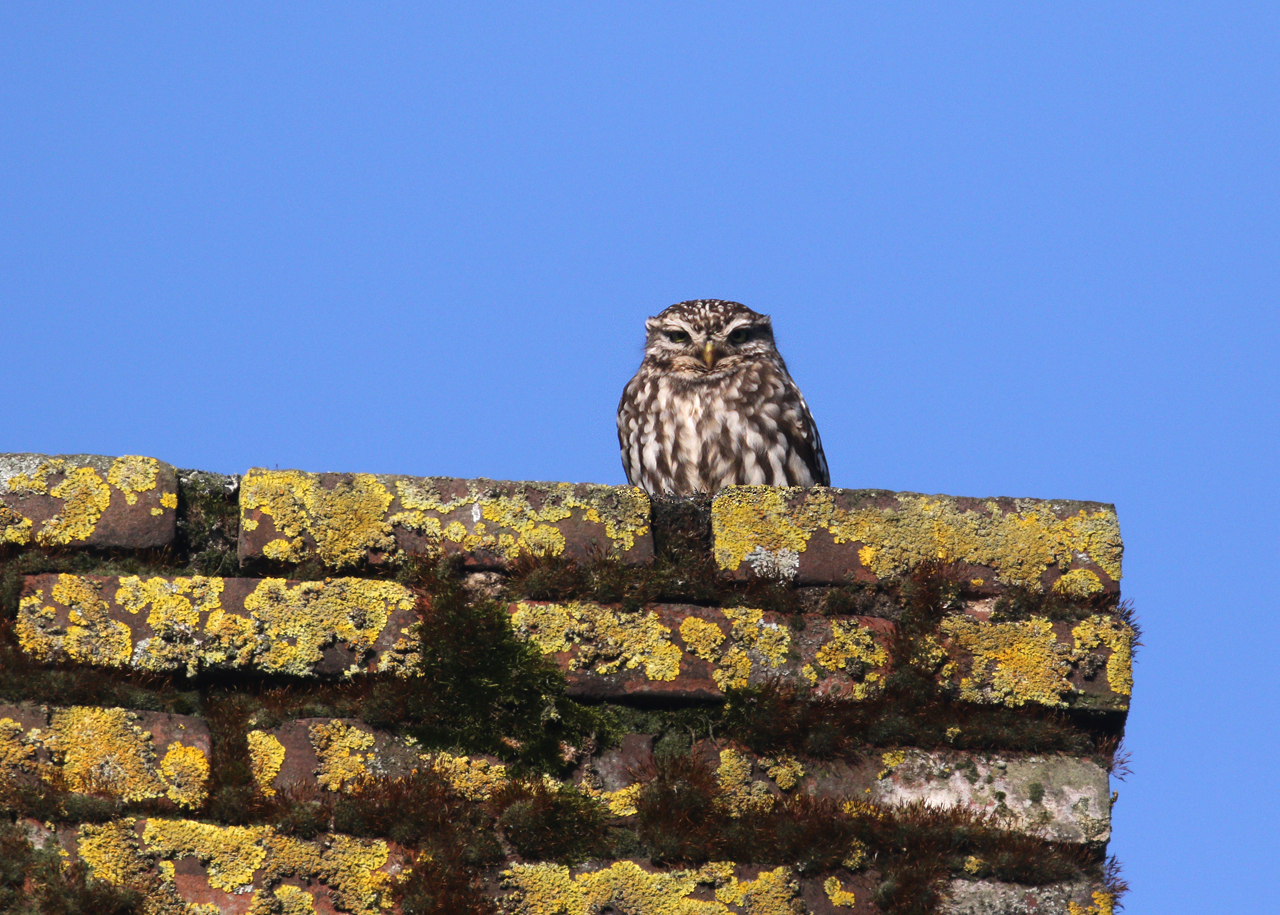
(0, 454, 1133, 914)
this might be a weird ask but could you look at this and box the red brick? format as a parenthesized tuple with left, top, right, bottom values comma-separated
(0, 453, 178, 550)
(16, 574, 422, 678)
(237, 468, 654, 570)
(711, 486, 1122, 593)
(510, 601, 1132, 712)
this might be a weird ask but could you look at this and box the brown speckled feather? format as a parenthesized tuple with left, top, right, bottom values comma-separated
(618, 300, 828, 495)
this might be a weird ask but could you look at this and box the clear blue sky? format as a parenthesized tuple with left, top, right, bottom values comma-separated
(3, 5, 1276, 911)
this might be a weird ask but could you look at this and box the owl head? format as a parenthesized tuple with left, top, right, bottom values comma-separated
(643, 299, 779, 377)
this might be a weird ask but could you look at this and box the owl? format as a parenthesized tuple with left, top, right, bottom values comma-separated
(617, 299, 829, 495)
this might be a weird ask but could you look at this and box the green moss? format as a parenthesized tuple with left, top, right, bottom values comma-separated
(0, 817, 143, 914)
(175, 470, 240, 576)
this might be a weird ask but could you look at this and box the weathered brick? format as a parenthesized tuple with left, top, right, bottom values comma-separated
(237, 468, 654, 569)
(0, 703, 211, 809)
(573, 739, 1109, 845)
(16, 574, 422, 678)
(712, 486, 1122, 592)
(65, 817, 404, 915)
(500, 863, 1114, 915)
(0, 453, 178, 550)
(511, 602, 1133, 712)
(805, 748, 1112, 845)
(943, 880, 1118, 914)
(246, 717, 511, 800)
(500, 859, 819, 914)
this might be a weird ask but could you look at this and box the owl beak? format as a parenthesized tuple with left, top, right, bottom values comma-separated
(702, 341, 718, 368)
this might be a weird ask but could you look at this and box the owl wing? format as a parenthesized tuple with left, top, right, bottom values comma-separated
(779, 389, 830, 487)
(617, 372, 657, 490)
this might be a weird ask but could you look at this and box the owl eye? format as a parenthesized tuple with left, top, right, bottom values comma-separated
(727, 328, 750, 344)
(666, 331, 691, 344)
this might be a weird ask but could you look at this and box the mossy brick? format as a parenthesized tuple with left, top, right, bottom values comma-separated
(0, 453, 179, 550)
(247, 717, 513, 801)
(943, 879, 1118, 914)
(711, 486, 1122, 592)
(576, 738, 1109, 846)
(0, 702, 211, 809)
(805, 748, 1112, 845)
(16, 573, 423, 678)
(70, 816, 403, 915)
(511, 601, 1131, 712)
(237, 467, 654, 569)
(501, 859, 812, 915)
(511, 601, 893, 701)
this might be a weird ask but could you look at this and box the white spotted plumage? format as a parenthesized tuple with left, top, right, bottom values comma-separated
(617, 299, 829, 495)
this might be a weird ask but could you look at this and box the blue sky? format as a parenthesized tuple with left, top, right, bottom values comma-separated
(3, 5, 1277, 910)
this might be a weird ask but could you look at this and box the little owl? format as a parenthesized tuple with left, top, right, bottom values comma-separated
(617, 299, 829, 495)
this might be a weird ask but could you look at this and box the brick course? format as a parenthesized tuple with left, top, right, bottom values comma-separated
(0, 453, 1131, 914)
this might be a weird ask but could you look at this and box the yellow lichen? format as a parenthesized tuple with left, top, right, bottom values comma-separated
(503, 860, 802, 915)
(0, 717, 37, 777)
(1053, 568, 1104, 597)
(1072, 615, 1135, 697)
(107, 456, 159, 506)
(824, 876, 858, 907)
(716, 747, 774, 816)
(77, 825, 205, 915)
(760, 755, 804, 791)
(310, 720, 378, 791)
(512, 601, 681, 681)
(161, 491, 178, 509)
(115, 575, 225, 675)
(679, 616, 726, 661)
(300, 832, 394, 914)
(2, 456, 170, 544)
(248, 730, 287, 797)
(19, 574, 417, 678)
(600, 782, 643, 816)
(240, 469, 396, 568)
(11, 706, 207, 809)
(713, 646, 755, 691)
(963, 855, 986, 875)
(813, 619, 889, 699)
(1068, 891, 1117, 915)
(139, 820, 394, 915)
(4, 459, 118, 546)
(58, 574, 132, 666)
(842, 839, 869, 870)
(713, 867, 798, 913)
(79, 819, 389, 915)
(942, 615, 1075, 707)
(429, 752, 509, 800)
(43, 466, 112, 545)
(47, 707, 166, 801)
(244, 471, 650, 567)
(712, 488, 1122, 589)
(159, 743, 210, 808)
(877, 750, 908, 780)
(256, 884, 317, 915)
(143, 819, 268, 892)
(243, 578, 417, 677)
(0, 502, 33, 545)
(724, 608, 790, 669)
(708, 608, 792, 692)
(394, 478, 651, 560)
(16, 575, 132, 666)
